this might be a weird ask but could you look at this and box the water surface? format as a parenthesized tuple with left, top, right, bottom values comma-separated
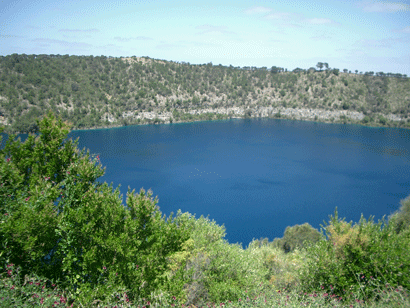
(65, 118, 410, 246)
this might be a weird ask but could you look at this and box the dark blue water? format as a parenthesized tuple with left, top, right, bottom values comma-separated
(64, 118, 410, 247)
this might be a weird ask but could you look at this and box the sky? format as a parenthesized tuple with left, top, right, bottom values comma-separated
(1, 0, 409, 75)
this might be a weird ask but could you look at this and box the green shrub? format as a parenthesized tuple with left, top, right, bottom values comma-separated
(342, 102, 350, 110)
(164, 214, 269, 306)
(272, 223, 323, 253)
(300, 208, 410, 301)
(378, 115, 387, 125)
(390, 195, 410, 233)
(251, 243, 305, 291)
(362, 116, 371, 124)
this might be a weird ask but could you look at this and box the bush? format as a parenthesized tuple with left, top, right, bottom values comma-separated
(390, 195, 410, 233)
(252, 243, 305, 291)
(0, 263, 131, 307)
(300, 208, 410, 301)
(342, 102, 350, 110)
(164, 214, 269, 306)
(272, 223, 323, 253)
(378, 115, 387, 125)
(362, 116, 371, 124)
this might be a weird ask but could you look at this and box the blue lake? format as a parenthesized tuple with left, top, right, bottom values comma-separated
(62, 118, 410, 247)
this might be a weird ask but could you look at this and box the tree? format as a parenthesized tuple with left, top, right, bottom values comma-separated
(316, 62, 324, 71)
(272, 223, 322, 253)
(292, 67, 304, 73)
(390, 195, 410, 233)
(323, 62, 329, 70)
(307, 67, 316, 73)
(378, 115, 387, 125)
(0, 112, 191, 304)
(71, 82, 79, 92)
(342, 102, 350, 110)
(244, 109, 252, 118)
(271, 66, 283, 73)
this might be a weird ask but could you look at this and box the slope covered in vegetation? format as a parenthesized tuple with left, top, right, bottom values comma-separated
(0, 54, 409, 132)
(1, 113, 409, 307)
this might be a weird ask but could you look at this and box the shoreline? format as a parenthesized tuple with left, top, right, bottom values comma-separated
(72, 105, 408, 132)
(3, 106, 408, 134)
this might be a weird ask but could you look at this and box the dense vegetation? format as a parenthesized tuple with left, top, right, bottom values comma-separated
(1, 113, 409, 307)
(0, 54, 410, 133)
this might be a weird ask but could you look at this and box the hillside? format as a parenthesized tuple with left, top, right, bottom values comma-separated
(0, 54, 409, 132)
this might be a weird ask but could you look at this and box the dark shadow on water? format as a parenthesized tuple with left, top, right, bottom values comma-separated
(256, 178, 285, 186)
(229, 181, 274, 190)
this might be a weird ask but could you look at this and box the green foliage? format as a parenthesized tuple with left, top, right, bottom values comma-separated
(300, 209, 410, 301)
(2, 261, 409, 307)
(164, 214, 268, 306)
(378, 115, 387, 125)
(342, 102, 350, 110)
(0, 262, 134, 308)
(248, 241, 305, 291)
(272, 223, 323, 253)
(0, 112, 191, 305)
(389, 195, 410, 233)
(362, 116, 371, 124)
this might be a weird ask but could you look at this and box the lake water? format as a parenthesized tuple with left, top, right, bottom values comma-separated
(62, 118, 409, 246)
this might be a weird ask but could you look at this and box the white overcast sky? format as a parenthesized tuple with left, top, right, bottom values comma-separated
(1, 0, 409, 74)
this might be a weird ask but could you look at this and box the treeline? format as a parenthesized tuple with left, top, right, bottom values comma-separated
(0, 53, 409, 132)
(1, 113, 409, 307)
